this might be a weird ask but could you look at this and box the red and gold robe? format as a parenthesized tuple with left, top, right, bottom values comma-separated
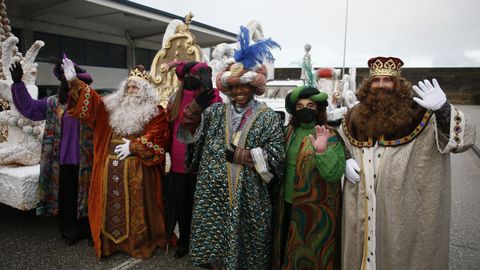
(67, 80, 169, 259)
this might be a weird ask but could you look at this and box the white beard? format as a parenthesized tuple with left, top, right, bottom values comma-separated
(103, 88, 159, 136)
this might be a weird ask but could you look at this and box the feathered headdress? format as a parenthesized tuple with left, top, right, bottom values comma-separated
(233, 26, 280, 70)
(216, 25, 280, 96)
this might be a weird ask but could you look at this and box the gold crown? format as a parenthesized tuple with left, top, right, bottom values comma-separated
(368, 57, 404, 77)
(129, 67, 152, 83)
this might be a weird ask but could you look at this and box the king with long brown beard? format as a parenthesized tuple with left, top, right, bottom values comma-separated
(340, 56, 475, 270)
(64, 57, 169, 260)
(348, 73, 419, 140)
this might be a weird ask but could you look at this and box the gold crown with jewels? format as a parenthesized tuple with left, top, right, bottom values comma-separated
(129, 66, 152, 83)
(368, 57, 404, 77)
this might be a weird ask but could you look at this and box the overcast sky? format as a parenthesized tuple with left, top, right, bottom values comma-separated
(132, 0, 480, 68)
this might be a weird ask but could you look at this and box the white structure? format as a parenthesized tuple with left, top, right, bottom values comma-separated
(0, 165, 39, 210)
(0, 29, 44, 209)
(0, 38, 44, 166)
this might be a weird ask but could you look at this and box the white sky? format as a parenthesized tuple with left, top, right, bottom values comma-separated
(132, 0, 480, 68)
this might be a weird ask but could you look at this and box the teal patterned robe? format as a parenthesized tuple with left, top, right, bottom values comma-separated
(182, 101, 285, 269)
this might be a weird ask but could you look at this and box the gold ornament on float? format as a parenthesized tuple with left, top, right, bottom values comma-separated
(150, 12, 203, 108)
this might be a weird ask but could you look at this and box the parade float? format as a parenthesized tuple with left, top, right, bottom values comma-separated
(0, 0, 45, 210)
(150, 12, 205, 109)
(300, 44, 358, 125)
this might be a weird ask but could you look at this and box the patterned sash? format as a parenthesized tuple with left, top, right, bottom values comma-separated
(102, 138, 139, 243)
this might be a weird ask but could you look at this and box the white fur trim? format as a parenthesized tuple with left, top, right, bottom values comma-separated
(250, 147, 273, 183)
(361, 147, 377, 270)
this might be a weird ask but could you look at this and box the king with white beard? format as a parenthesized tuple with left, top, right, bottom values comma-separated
(65, 58, 169, 259)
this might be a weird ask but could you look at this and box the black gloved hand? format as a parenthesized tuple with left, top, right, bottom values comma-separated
(225, 143, 254, 168)
(198, 67, 214, 92)
(9, 61, 23, 84)
(194, 86, 215, 111)
(226, 143, 236, 163)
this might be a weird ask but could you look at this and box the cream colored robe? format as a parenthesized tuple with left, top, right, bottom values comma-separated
(339, 105, 475, 270)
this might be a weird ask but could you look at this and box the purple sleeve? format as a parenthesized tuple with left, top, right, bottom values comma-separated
(11, 82, 48, 121)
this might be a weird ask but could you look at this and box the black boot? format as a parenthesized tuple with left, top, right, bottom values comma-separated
(174, 246, 189, 258)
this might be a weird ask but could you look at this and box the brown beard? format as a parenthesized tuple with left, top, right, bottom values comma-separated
(352, 79, 416, 138)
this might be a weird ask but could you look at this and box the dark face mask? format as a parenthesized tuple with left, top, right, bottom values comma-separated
(183, 76, 201, 90)
(295, 107, 317, 124)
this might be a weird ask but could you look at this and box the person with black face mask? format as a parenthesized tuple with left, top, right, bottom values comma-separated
(164, 61, 222, 259)
(9, 58, 94, 246)
(272, 86, 346, 269)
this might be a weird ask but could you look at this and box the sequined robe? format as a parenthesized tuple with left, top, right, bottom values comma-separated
(339, 103, 475, 270)
(67, 80, 169, 259)
(180, 102, 285, 270)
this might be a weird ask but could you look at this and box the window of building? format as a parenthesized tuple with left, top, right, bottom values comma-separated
(106, 43, 127, 68)
(61, 36, 86, 65)
(12, 27, 23, 53)
(86, 40, 108, 67)
(32, 31, 127, 68)
(135, 48, 157, 69)
(33, 32, 60, 63)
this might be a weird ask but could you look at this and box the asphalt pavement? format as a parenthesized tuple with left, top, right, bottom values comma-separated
(0, 105, 479, 270)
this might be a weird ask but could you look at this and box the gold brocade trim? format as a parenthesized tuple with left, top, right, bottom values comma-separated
(224, 103, 269, 209)
(451, 108, 462, 151)
(136, 136, 165, 154)
(378, 111, 432, 146)
(101, 154, 132, 244)
(343, 111, 433, 147)
(342, 119, 374, 147)
(225, 106, 241, 209)
(79, 86, 91, 119)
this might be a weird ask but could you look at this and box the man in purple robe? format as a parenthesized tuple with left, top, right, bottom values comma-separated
(9, 60, 94, 246)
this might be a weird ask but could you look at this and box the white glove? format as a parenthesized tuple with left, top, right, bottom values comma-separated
(412, 79, 447, 111)
(345, 158, 360, 184)
(61, 57, 77, 81)
(114, 138, 131, 160)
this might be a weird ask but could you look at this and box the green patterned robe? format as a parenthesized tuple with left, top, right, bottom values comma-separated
(273, 126, 345, 270)
(183, 101, 285, 270)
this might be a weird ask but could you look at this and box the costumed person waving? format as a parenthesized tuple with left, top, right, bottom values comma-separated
(340, 57, 475, 270)
(272, 86, 346, 270)
(177, 26, 284, 269)
(165, 61, 222, 259)
(65, 56, 169, 259)
(10, 59, 93, 246)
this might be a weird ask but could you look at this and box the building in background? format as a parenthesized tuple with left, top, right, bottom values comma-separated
(8, 0, 236, 92)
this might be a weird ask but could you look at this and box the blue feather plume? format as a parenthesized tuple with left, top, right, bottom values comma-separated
(233, 26, 281, 70)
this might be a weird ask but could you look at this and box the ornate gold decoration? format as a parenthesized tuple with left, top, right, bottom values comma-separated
(229, 63, 244, 75)
(150, 12, 203, 108)
(368, 57, 403, 77)
(184, 12, 193, 30)
(368, 57, 403, 78)
(129, 66, 152, 83)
